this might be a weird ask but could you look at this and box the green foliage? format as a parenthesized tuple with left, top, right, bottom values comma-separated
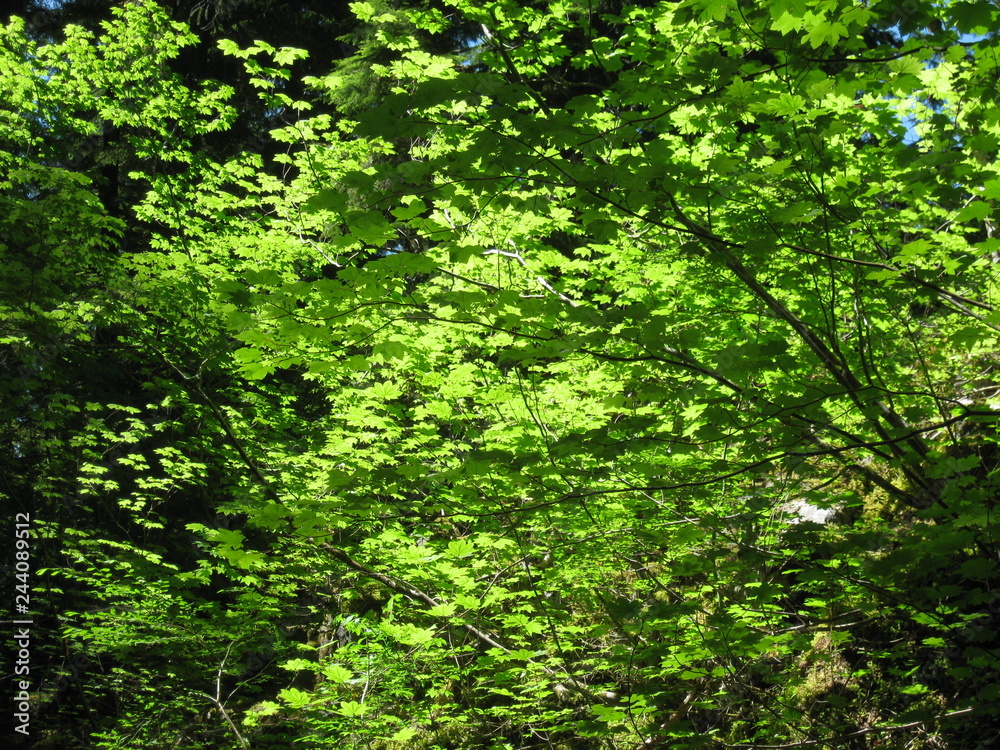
(5, 0, 1000, 748)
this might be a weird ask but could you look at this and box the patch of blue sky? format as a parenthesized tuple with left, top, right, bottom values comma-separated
(899, 30, 992, 145)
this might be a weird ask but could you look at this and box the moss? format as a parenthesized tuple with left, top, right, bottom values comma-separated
(788, 633, 854, 711)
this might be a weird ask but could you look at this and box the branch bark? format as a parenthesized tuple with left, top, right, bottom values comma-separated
(665, 195, 940, 508)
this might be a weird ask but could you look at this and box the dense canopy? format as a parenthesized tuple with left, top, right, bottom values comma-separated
(4, 0, 1000, 748)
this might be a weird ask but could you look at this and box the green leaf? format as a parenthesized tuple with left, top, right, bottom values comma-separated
(322, 664, 354, 683)
(427, 601, 457, 617)
(279, 688, 313, 708)
(303, 188, 347, 213)
(953, 201, 991, 224)
(949, 1, 997, 33)
(445, 538, 476, 558)
(899, 239, 934, 259)
(960, 558, 996, 580)
(389, 727, 418, 743)
(336, 700, 367, 717)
